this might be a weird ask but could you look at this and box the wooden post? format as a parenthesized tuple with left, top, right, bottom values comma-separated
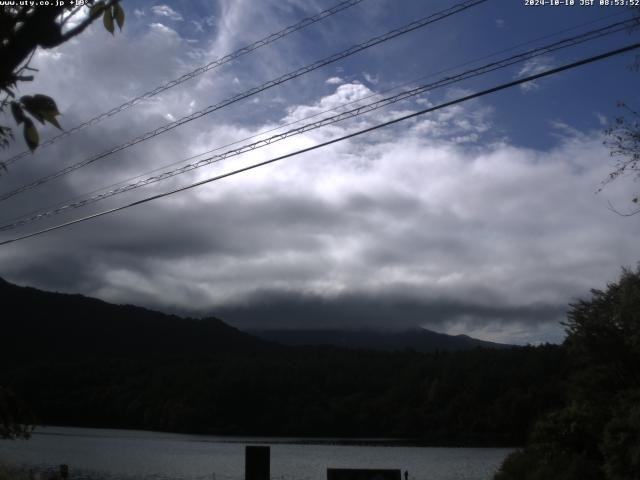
(59, 465, 69, 480)
(245, 446, 270, 480)
(327, 468, 401, 480)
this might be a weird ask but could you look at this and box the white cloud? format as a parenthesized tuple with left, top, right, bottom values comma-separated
(60, 7, 90, 33)
(149, 22, 177, 35)
(325, 77, 344, 85)
(517, 56, 555, 92)
(285, 82, 375, 121)
(151, 5, 183, 21)
(363, 72, 379, 85)
(3, 75, 638, 343)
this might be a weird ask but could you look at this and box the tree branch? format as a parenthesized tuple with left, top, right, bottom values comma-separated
(57, 1, 117, 45)
(606, 200, 640, 217)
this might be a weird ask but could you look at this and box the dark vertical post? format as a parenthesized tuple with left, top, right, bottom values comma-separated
(59, 465, 69, 479)
(245, 446, 270, 480)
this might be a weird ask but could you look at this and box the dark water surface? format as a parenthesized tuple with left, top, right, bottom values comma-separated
(0, 427, 512, 480)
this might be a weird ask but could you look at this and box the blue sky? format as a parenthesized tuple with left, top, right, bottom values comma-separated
(0, 0, 639, 344)
(119, 0, 640, 148)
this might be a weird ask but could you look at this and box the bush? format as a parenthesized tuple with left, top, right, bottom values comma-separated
(494, 267, 640, 480)
(0, 465, 29, 480)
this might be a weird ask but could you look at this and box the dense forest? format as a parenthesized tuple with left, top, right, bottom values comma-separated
(249, 328, 511, 352)
(1, 345, 565, 445)
(0, 277, 565, 445)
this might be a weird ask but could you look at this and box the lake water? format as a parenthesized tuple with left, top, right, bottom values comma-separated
(0, 427, 512, 480)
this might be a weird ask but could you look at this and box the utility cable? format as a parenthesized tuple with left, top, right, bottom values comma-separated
(0, 0, 488, 203)
(1, 41, 638, 247)
(0, 16, 635, 231)
(13, 6, 622, 222)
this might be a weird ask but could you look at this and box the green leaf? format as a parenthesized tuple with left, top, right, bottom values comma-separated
(20, 96, 44, 124)
(10, 102, 25, 125)
(90, 1, 105, 17)
(103, 7, 114, 34)
(20, 94, 62, 129)
(21, 94, 59, 116)
(31, 94, 60, 116)
(114, 3, 125, 30)
(23, 118, 39, 152)
(41, 111, 62, 130)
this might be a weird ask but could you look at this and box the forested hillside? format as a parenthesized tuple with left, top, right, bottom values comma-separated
(250, 328, 511, 352)
(0, 278, 565, 445)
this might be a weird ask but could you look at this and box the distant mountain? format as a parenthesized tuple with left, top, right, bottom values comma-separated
(0, 276, 510, 359)
(0, 277, 563, 444)
(0, 277, 271, 360)
(249, 328, 512, 352)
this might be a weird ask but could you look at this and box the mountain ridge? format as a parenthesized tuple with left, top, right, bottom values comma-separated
(0, 277, 270, 359)
(249, 327, 512, 352)
(0, 277, 563, 443)
(1, 277, 510, 355)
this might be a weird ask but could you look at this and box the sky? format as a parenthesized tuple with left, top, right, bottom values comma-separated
(1, 0, 639, 344)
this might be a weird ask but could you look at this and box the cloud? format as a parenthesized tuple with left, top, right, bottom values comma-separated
(363, 72, 379, 85)
(284, 82, 376, 123)
(213, 290, 566, 344)
(0, 1, 638, 346)
(326, 77, 344, 85)
(517, 56, 555, 92)
(2, 85, 638, 344)
(60, 7, 91, 33)
(151, 5, 183, 21)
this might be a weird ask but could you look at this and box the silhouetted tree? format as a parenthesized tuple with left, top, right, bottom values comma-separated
(0, 386, 33, 439)
(600, 11, 640, 215)
(495, 266, 640, 480)
(602, 104, 640, 214)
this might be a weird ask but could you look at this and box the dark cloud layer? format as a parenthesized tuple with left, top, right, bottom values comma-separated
(212, 289, 567, 344)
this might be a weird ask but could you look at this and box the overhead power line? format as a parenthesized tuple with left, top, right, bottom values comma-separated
(1, 16, 635, 232)
(1, 41, 638, 247)
(0, 0, 488, 203)
(1, 0, 367, 168)
(6, 8, 622, 228)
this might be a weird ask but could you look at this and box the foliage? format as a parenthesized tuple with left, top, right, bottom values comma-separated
(602, 104, 640, 213)
(0, 386, 33, 440)
(564, 267, 640, 394)
(495, 267, 640, 480)
(9, 94, 61, 152)
(0, 1, 124, 157)
(601, 389, 640, 480)
(600, 11, 640, 214)
(494, 447, 602, 480)
(0, 464, 30, 480)
(0, 346, 566, 443)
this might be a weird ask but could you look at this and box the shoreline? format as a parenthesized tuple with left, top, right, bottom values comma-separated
(28, 425, 521, 449)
